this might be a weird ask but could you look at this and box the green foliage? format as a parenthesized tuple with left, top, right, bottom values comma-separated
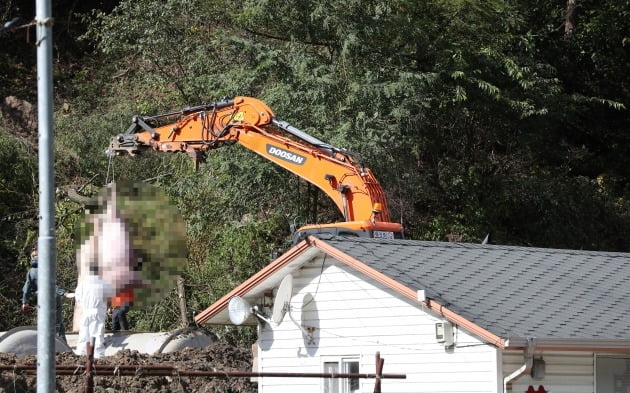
(488, 173, 630, 249)
(115, 182, 188, 305)
(188, 217, 286, 306)
(1, 0, 629, 339)
(0, 133, 38, 330)
(0, 135, 37, 235)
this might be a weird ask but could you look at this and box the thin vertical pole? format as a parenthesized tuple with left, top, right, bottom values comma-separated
(374, 351, 384, 393)
(84, 340, 95, 393)
(35, 0, 56, 392)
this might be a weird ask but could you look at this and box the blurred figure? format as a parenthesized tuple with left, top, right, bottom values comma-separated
(74, 264, 114, 359)
(73, 183, 140, 333)
(71, 182, 187, 333)
(21, 248, 72, 343)
(110, 289, 133, 331)
(79, 184, 140, 294)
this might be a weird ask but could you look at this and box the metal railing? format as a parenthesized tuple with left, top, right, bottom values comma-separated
(1, 343, 405, 393)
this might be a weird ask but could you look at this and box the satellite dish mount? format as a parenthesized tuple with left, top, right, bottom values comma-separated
(227, 274, 315, 344)
(227, 296, 271, 326)
(273, 274, 315, 344)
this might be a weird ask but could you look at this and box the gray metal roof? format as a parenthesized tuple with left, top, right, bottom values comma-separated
(319, 236, 630, 341)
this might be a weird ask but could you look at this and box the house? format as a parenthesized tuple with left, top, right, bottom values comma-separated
(195, 235, 630, 393)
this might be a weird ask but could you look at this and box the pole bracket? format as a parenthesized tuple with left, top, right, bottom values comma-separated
(35, 17, 54, 27)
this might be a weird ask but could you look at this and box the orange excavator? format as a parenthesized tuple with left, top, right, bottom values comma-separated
(108, 96, 403, 243)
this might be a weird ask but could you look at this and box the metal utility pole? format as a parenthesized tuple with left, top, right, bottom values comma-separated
(35, 0, 57, 391)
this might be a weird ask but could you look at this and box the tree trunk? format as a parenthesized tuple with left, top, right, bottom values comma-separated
(564, 0, 577, 40)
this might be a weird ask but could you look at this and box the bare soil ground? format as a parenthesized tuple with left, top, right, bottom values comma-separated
(0, 343, 257, 393)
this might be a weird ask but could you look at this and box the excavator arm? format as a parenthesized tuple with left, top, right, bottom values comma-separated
(109, 96, 403, 242)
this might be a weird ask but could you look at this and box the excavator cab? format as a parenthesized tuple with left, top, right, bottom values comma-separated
(291, 223, 404, 245)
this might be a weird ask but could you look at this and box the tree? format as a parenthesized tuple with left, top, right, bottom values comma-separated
(1, 0, 629, 334)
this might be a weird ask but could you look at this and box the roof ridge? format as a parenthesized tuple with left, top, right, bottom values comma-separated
(318, 235, 630, 256)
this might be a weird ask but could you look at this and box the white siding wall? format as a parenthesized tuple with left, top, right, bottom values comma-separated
(258, 256, 500, 393)
(502, 351, 594, 393)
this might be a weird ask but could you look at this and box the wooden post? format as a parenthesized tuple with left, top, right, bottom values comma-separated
(374, 351, 384, 393)
(177, 276, 189, 328)
(84, 338, 95, 393)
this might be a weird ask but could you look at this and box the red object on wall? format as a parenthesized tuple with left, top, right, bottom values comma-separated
(526, 386, 547, 393)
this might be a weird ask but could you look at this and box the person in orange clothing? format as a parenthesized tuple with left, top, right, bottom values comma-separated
(110, 289, 133, 331)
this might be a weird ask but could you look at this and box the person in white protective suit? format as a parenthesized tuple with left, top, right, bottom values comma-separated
(74, 264, 114, 358)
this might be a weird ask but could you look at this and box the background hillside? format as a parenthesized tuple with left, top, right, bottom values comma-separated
(1, 0, 628, 340)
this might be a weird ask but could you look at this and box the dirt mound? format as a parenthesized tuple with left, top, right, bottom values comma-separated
(0, 96, 38, 148)
(0, 343, 257, 393)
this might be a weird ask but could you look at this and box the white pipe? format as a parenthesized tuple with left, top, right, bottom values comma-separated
(503, 337, 535, 392)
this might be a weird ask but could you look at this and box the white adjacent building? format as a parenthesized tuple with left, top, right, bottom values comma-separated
(196, 235, 630, 393)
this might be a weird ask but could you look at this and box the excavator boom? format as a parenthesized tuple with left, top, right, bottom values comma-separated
(109, 96, 403, 242)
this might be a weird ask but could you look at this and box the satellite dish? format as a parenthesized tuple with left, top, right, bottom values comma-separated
(228, 296, 252, 325)
(228, 296, 272, 325)
(272, 274, 293, 324)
